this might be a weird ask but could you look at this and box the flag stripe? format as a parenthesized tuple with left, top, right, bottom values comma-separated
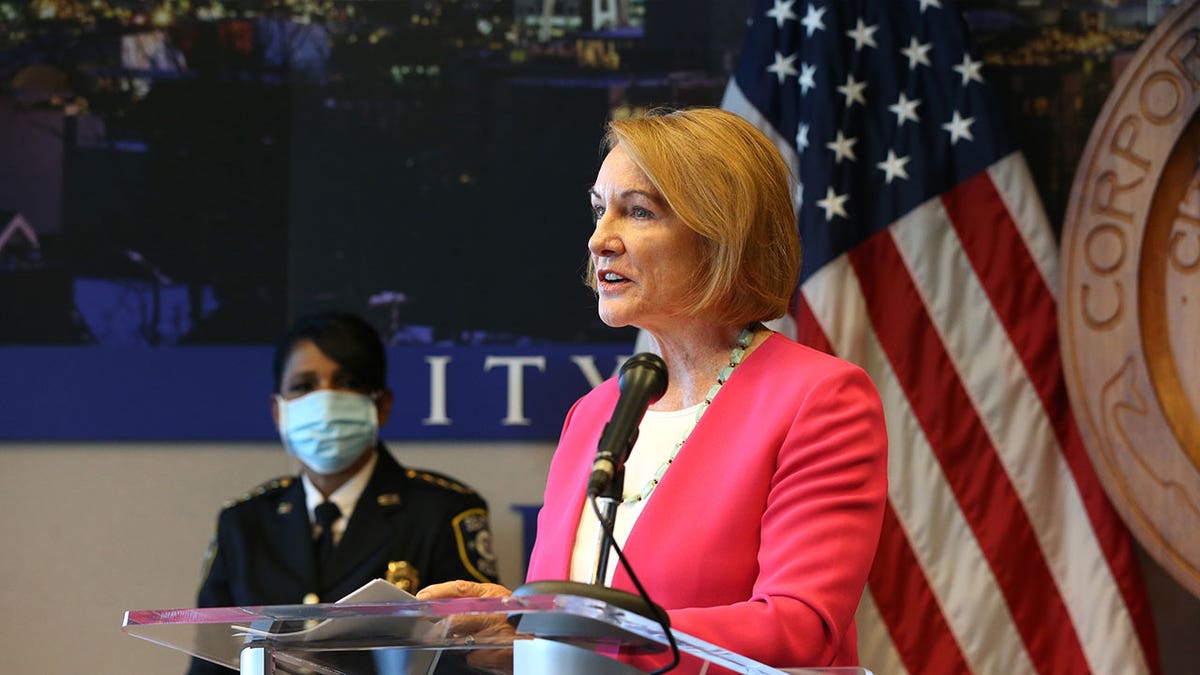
(1060, 413, 1161, 673)
(897, 177, 1144, 673)
(869, 503, 969, 675)
(942, 166, 1065, 438)
(873, 201, 1033, 674)
(943, 165, 1155, 673)
(848, 230, 1091, 674)
(801, 254, 1034, 675)
(793, 294, 833, 356)
(854, 589, 908, 675)
(985, 155, 1059, 293)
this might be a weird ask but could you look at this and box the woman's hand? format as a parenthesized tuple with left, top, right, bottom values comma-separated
(417, 581, 517, 674)
(416, 580, 513, 601)
(416, 580, 516, 639)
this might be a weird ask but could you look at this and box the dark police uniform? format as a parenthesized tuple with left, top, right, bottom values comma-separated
(188, 444, 498, 674)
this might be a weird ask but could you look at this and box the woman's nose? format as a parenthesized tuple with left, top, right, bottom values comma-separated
(588, 214, 622, 257)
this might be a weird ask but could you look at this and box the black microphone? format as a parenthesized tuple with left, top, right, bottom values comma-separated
(587, 352, 668, 497)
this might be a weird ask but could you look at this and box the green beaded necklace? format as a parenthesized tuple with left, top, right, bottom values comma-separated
(622, 325, 758, 505)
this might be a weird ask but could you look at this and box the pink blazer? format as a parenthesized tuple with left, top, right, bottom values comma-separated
(526, 333, 888, 670)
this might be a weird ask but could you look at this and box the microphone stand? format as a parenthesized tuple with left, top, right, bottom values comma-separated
(511, 470, 680, 672)
(590, 466, 624, 585)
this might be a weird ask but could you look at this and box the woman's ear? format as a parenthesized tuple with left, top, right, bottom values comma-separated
(271, 394, 281, 428)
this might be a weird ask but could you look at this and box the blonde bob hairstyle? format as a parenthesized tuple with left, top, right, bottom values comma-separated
(589, 107, 800, 327)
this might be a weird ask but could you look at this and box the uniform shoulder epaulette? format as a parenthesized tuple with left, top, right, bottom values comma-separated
(221, 475, 294, 509)
(405, 468, 475, 495)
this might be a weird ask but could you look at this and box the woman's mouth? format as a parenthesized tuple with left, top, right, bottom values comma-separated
(597, 270, 630, 289)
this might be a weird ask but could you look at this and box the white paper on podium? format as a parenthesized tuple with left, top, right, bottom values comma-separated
(233, 578, 446, 646)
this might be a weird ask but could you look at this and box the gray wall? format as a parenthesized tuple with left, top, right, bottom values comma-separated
(0, 441, 554, 674)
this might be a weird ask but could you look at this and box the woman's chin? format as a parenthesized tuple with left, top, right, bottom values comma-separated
(597, 312, 631, 330)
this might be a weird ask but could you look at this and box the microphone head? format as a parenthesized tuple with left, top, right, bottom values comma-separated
(618, 352, 668, 403)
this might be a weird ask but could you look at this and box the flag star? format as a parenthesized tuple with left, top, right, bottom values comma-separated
(888, 93, 921, 126)
(796, 122, 810, 153)
(918, 0, 942, 13)
(765, 0, 797, 29)
(953, 53, 985, 86)
(901, 36, 932, 70)
(825, 130, 857, 163)
(845, 18, 879, 52)
(837, 73, 867, 108)
(943, 110, 975, 144)
(876, 150, 911, 184)
(798, 62, 817, 94)
(816, 185, 849, 221)
(795, 181, 804, 209)
(800, 3, 826, 37)
(766, 51, 799, 84)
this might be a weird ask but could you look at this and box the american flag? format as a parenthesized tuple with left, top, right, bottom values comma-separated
(722, 1, 1161, 673)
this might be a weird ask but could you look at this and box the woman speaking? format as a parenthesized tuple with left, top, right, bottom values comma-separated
(420, 108, 888, 672)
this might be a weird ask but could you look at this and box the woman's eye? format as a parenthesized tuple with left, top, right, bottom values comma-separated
(631, 206, 652, 218)
(591, 204, 605, 220)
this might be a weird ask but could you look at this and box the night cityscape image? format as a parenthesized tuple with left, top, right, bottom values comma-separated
(0, 0, 1163, 346)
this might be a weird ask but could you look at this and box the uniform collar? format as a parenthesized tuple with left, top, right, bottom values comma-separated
(300, 449, 378, 543)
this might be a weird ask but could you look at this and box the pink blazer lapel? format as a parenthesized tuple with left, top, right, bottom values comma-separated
(528, 384, 616, 581)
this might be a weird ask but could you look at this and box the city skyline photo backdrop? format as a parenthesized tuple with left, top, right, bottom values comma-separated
(0, 0, 1169, 438)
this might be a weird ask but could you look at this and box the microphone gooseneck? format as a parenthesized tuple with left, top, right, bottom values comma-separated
(586, 352, 668, 498)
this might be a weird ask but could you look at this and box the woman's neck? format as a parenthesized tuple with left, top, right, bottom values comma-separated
(643, 323, 767, 410)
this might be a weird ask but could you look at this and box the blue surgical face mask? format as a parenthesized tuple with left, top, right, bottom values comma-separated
(277, 390, 379, 475)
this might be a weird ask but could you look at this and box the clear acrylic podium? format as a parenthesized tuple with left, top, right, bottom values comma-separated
(123, 591, 870, 674)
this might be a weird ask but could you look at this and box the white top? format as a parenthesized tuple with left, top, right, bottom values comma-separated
(568, 404, 702, 585)
(300, 450, 378, 545)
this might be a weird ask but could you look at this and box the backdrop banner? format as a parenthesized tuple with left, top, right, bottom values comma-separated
(0, 345, 631, 440)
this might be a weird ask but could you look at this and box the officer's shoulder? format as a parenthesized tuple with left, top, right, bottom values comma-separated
(220, 476, 295, 510)
(403, 468, 477, 496)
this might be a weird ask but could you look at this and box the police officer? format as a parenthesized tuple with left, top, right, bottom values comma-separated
(189, 312, 498, 673)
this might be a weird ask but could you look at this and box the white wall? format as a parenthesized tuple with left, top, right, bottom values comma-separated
(0, 441, 554, 674)
(2, 442, 1198, 674)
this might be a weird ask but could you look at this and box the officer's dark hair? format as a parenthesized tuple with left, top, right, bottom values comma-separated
(272, 312, 387, 394)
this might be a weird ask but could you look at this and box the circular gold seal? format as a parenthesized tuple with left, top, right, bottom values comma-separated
(1061, 0, 1200, 599)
